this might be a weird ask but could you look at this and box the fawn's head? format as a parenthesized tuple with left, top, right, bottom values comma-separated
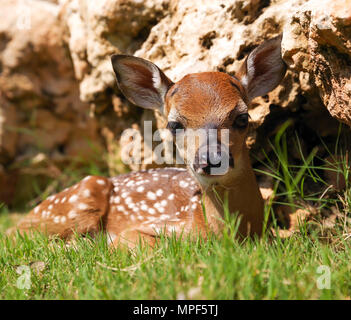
(112, 35, 286, 187)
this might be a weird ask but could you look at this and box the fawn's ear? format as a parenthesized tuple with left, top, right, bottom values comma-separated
(237, 34, 287, 101)
(111, 55, 174, 112)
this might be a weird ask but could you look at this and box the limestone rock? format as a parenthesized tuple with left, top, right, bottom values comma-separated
(0, 0, 103, 206)
(282, 0, 351, 127)
(61, 0, 170, 102)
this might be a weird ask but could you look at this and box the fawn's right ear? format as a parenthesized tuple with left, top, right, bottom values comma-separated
(111, 55, 174, 112)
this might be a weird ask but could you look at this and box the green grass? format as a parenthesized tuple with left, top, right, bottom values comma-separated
(1, 220, 350, 299)
(0, 122, 350, 300)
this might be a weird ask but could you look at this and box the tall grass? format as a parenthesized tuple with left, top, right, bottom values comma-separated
(255, 121, 350, 238)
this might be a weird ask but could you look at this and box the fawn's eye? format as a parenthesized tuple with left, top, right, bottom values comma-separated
(233, 113, 249, 129)
(166, 121, 184, 135)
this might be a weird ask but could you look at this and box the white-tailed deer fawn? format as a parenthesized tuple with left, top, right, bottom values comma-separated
(9, 35, 286, 247)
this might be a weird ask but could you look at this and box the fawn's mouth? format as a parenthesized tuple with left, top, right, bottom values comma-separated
(192, 154, 234, 177)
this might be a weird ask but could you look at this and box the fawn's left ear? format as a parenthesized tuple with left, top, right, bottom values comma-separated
(237, 34, 287, 101)
(111, 55, 174, 112)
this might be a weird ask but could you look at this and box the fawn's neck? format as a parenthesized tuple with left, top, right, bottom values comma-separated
(198, 150, 264, 236)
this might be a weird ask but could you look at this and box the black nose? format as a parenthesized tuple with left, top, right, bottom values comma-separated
(194, 145, 234, 175)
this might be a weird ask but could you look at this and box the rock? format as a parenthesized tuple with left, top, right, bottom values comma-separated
(0, 0, 103, 206)
(282, 0, 351, 127)
(0, 94, 18, 163)
(0, 166, 18, 205)
(258, 175, 275, 202)
(18, 109, 71, 151)
(61, 0, 170, 102)
(273, 205, 315, 238)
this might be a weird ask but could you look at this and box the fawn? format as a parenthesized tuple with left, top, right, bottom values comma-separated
(9, 35, 286, 247)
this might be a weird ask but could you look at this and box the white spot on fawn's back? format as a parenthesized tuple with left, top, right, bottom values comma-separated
(69, 194, 78, 203)
(97, 179, 106, 186)
(147, 192, 156, 200)
(179, 181, 189, 188)
(83, 189, 91, 197)
(126, 180, 134, 187)
(156, 206, 165, 213)
(77, 203, 88, 210)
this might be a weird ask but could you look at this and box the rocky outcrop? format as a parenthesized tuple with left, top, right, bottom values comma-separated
(283, 0, 351, 127)
(0, 0, 350, 207)
(0, 0, 104, 205)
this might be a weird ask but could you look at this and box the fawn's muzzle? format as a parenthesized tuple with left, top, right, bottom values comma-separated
(193, 143, 234, 176)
